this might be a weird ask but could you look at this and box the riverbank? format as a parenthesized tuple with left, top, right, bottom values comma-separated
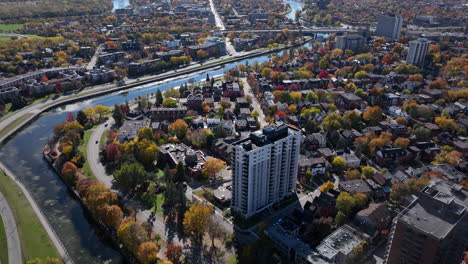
(0, 169, 65, 262)
(0, 36, 311, 145)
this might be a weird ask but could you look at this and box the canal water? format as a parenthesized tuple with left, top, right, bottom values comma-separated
(112, 0, 130, 11)
(0, 3, 329, 263)
(0, 54, 273, 263)
(284, 0, 305, 20)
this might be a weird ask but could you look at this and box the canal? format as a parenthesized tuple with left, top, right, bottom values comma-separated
(0, 1, 328, 263)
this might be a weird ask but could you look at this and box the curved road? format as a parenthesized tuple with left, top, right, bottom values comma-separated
(0, 191, 22, 264)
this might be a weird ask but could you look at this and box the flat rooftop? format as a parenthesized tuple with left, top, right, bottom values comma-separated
(233, 124, 300, 151)
(316, 225, 363, 260)
(398, 180, 467, 240)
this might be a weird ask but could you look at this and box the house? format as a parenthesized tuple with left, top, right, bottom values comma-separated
(339, 153, 361, 168)
(298, 156, 327, 178)
(303, 133, 326, 150)
(118, 118, 151, 142)
(375, 148, 408, 166)
(339, 179, 373, 197)
(354, 203, 391, 237)
(336, 93, 364, 110)
(317, 148, 336, 161)
(427, 164, 465, 183)
(150, 107, 187, 121)
(313, 190, 338, 217)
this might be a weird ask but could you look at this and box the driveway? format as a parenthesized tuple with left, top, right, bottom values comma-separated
(0, 192, 22, 264)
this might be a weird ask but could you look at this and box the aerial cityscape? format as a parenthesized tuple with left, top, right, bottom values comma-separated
(0, 0, 466, 263)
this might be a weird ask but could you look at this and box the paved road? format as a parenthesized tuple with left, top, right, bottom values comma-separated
(0, 163, 73, 264)
(0, 192, 22, 264)
(86, 44, 104, 71)
(0, 33, 30, 39)
(241, 77, 267, 128)
(208, 0, 237, 55)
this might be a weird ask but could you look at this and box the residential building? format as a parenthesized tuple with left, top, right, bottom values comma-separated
(336, 35, 365, 52)
(149, 107, 187, 121)
(384, 181, 467, 264)
(232, 124, 301, 218)
(406, 38, 429, 66)
(376, 14, 403, 40)
(298, 156, 326, 177)
(159, 143, 206, 177)
(354, 203, 391, 236)
(316, 225, 366, 263)
(339, 179, 373, 197)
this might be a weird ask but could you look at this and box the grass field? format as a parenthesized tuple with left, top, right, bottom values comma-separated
(0, 171, 59, 261)
(151, 194, 165, 216)
(0, 24, 23, 32)
(0, 113, 34, 140)
(0, 213, 8, 264)
(79, 129, 96, 179)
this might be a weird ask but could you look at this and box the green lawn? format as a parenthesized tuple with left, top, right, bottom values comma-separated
(100, 129, 109, 145)
(0, 36, 13, 41)
(0, 171, 59, 261)
(0, 213, 8, 264)
(0, 24, 23, 32)
(151, 194, 165, 216)
(79, 129, 96, 179)
(226, 253, 238, 264)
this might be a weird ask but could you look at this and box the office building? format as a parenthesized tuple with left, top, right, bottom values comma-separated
(384, 180, 467, 264)
(232, 125, 301, 218)
(406, 38, 429, 66)
(336, 35, 365, 52)
(376, 14, 403, 40)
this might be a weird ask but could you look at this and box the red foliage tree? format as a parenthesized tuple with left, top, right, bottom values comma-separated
(319, 70, 329, 79)
(276, 110, 288, 119)
(382, 54, 393, 64)
(274, 85, 286, 91)
(166, 244, 183, 264)
(66, 112, 74, 122)
(106, 143, 121, 163)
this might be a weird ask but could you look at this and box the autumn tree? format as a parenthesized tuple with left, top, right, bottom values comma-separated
(169, 119, 189, 139)
(320, 182, 334, 192)
(104, 205, 123, 229)
(202, 158, 226, 178)
(345, 169, 361, 180)
(137, 242, 159, 264)
(394, 137, 410, 148)
(382, 54, 393, 65)
(117, 219, 148, 253)
(166, 244, 183, 264)
(322, 113, 343, 131)
(361, 166, 375, 179)
(106, 143, 121, 163)
(61, 162, 78, 185)
(363, 106, 382, 125)
(196, 49, 208, 60)
(435, 117, 459, 133)
(183, 204, 212, 246)
(332, 157, 346, 173)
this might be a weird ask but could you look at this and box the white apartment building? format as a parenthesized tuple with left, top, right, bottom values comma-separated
(232, 124, 301, 218)
(406, 38, 429, 66)
(376, 14, 403, 40)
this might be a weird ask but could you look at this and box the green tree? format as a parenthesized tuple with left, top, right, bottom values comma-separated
(113, 104, 124, 126)
(76, 110, 88, 126)
(114, 162, 147, 190)
(174, 161, 186, 183)
(155, 89, 163, 106)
